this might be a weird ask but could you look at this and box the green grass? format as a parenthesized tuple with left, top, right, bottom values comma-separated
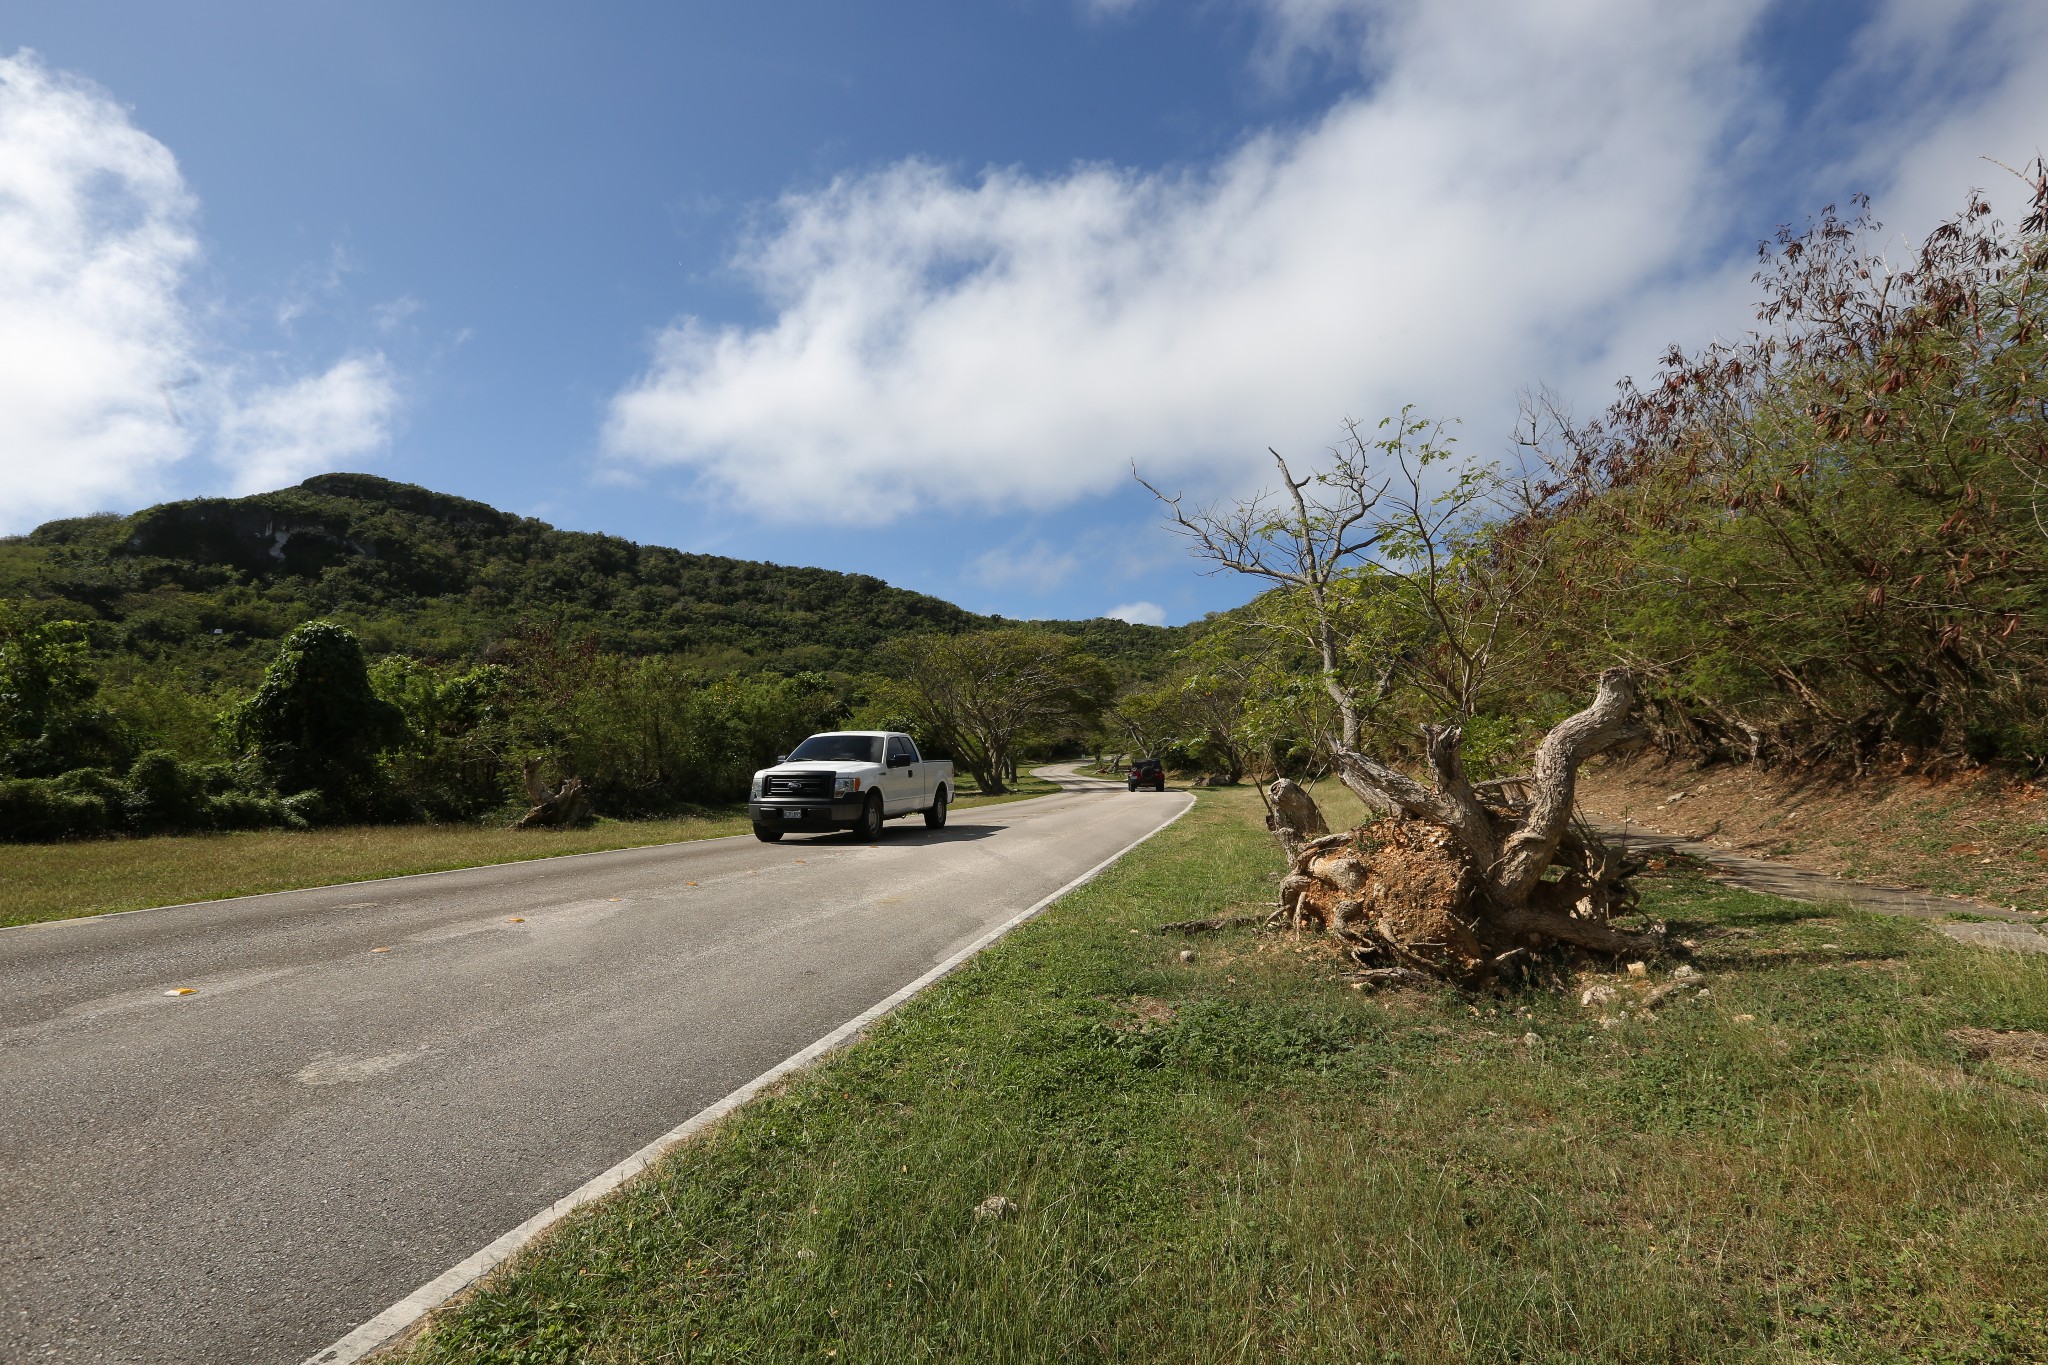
(0, 814, 752, 929)
(392, 787, 2048, 1365)
(954, 770, 1064, 804)
(0, 775, 1063, 930)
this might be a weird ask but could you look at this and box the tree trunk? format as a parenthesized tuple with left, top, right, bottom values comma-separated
(1265, 777, 1330, 859)
(1278, 670, 1656, 982)
(512, 758, 597, 829)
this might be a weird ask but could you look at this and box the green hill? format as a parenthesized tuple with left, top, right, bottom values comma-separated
(0, 473, 1179, 687)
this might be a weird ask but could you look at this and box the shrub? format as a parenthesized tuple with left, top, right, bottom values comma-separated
(223, 622, 406, 816)
(0, 777, 113, 841)
(205, 790, 300, 831)
(123, 750, 209, 834)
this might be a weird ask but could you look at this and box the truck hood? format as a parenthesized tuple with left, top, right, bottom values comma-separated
(759, 760, 879, 776)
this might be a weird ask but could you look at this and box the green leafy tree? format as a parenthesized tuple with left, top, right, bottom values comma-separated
(1514, 167, 2048, 767)
(225, 621, 406, 815)
(372, 658, 512, 818)
(0, 602, 130, 778)
(883, 630, 1111, 793)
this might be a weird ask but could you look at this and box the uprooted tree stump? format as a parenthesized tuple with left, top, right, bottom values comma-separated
(1266, 777, 1330, 858)
(512, 758, 596, 830)
(1273, 668, 1656, 985)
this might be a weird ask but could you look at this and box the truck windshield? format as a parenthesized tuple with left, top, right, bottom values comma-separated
(786, 734, 883, 763)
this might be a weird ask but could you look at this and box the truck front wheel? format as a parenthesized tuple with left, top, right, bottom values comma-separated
(852, 792, 884, 842)
(924, 786, 948, 829)
(753, 824, 785, 843)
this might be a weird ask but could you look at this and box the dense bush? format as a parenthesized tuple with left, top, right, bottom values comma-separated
(223, 621, 408, 818)
(0, 611, 868, 840)
(0, 777, 115, 840)
(0, 605, 132, 778)
(1506, 170, 2048, 769)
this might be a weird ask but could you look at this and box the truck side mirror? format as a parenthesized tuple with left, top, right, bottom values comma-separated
(887, 753, 911, 769)
(775, 755, 787, 764)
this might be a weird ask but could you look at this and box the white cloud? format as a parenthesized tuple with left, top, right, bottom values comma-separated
(374, 294, 423, 332)
(1107, 600, 1166, 626)
(604, 0, 1770, 519)
(968, 540, 1079, 593)
(1820, 0, 2048, 234)
(214, 356, 399, 494)
(603, 0, 2048, 526)
(0, 50, 402, 532)
(0, 50, 196, 525)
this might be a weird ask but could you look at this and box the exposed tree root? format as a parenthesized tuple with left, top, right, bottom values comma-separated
(1266, 671, 1663, 986)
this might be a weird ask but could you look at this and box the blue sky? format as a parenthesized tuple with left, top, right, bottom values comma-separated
(3, 1, 2044, 627)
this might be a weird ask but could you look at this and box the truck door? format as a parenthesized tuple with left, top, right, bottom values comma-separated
(882, 735, 920, 814)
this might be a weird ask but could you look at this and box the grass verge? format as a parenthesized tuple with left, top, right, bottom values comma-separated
(391, 786, 2048, 1364)
(955, 770, 1064, 806)
(0, 813, 749, 929)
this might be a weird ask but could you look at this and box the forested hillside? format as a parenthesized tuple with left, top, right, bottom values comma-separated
(0, 473, 1176, 686)
(0, 476, 1180, 839)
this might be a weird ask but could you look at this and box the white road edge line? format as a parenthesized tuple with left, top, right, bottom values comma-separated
(303, 790, 1195, 1365)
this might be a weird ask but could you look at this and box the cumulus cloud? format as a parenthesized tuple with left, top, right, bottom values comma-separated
(0, 51, 197, 525)
(0, 51, 399, 532)
(215, 356, 399, 494)
(603, 0, 2048, 525)
(1106, 600, 1166, 626)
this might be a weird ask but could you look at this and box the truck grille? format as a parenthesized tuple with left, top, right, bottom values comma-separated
(764, 771, 834, 800)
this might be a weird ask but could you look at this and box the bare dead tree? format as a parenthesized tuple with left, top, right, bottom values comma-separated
(1282, 668, 1657, 978)
(1145, 417, 1658, 983)
(1136, 443, 1390, 748)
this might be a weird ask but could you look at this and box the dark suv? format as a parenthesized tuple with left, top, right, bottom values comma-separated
(1127, 758, 1166, 792)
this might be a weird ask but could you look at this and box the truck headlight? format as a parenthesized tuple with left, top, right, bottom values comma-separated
(750, 774, 764, 799)
(834, 775, 863, 796)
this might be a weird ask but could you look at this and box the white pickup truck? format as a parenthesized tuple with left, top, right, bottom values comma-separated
(748, 731, 953, 843)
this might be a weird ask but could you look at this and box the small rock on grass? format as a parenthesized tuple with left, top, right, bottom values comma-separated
(1178, 949, 1196, 963)
(974, 1195, 1019, 1222)
(1580, 984, 1619, 1008)
(1642, 980, 1703, 1010)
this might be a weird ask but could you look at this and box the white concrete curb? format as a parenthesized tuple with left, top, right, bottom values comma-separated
(303, 791, 1195, 1365)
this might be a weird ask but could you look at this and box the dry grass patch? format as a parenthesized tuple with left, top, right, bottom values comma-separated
(0, 813, 748, 928)
(1949, 1028, 2048, 1085)
(1577, 752, 2048, 912)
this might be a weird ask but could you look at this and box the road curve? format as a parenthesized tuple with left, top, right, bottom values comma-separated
(0, 771, 1190, 1364)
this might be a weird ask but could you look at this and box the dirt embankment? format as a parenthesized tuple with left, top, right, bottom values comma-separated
(1576, 753, 2048, 914)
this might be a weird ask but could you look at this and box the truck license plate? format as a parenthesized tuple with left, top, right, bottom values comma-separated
(783, 809, 802, 819)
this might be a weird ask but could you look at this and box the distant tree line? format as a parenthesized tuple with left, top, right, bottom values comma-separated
(0, 608, 1121, 840)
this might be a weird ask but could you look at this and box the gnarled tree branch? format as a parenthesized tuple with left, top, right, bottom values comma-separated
(1492, 667, 1636, 902)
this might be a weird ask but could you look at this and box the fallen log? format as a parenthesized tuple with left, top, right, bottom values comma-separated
(512, 758, 596, 829)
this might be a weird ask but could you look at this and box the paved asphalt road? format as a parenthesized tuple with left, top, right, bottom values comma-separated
(1, 766, 1187, 1364)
